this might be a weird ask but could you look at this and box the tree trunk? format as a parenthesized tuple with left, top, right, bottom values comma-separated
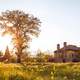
(17, 55, 21, 63)
(16, 46, 22, 63)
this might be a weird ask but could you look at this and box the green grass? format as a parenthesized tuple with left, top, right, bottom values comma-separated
(0, 62, 80, 80)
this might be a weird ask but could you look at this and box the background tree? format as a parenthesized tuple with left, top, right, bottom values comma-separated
(36, 50, 45, 63)
(0, 51, 3, 56)
(0, 10, 41, 63)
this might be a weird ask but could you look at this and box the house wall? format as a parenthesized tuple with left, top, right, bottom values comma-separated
(65, 50, 75, 62)
(54, 50, 78, 62)
(54, 52, 63, 62)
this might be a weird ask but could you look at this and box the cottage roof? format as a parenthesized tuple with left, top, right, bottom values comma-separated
(63, 45, 80, 50)
(54, 45, 80, 53)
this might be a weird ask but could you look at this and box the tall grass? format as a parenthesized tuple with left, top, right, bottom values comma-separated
(54, 62, 80, 80)
(0, 63, 54, 80)
(0, 62, 80, 80)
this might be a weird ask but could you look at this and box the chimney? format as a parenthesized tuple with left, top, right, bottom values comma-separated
(64, 42, 67, 47)
(57, 44, 60, 50)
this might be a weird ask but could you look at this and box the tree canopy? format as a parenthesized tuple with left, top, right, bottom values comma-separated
(0, 10, 41, 63)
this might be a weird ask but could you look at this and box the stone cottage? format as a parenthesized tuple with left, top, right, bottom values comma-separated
(54, 42, 80, 62)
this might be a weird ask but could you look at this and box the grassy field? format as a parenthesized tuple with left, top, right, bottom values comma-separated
(54, 63, 80, 80)
(0, 62, 80, 80)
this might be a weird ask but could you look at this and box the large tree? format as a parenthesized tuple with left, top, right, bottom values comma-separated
(0, 10, 41, 63)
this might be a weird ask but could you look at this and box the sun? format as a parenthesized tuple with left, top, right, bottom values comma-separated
(0, 34, 13, 53)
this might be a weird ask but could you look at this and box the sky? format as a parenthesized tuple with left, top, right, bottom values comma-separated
(0, 0, 80, 54)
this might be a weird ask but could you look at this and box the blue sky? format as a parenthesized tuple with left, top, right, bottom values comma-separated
(0, 0, 80, 54)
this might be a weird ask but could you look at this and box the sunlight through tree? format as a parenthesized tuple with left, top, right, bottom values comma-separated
(0, 10, 41, 63)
